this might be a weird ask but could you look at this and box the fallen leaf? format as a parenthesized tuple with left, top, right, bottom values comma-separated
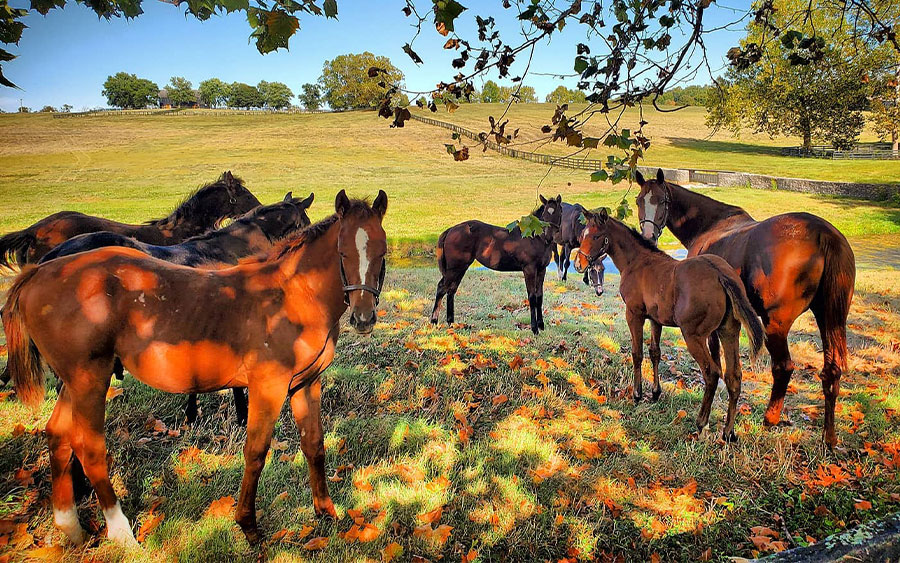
(854, 500, 872, 511)
(204, 496, 235, 518)
(137, 510, 165, 542)
(14, 468, 33, 487)
(417, 505, 443, 524)
(25, 545, 64, 560)
(491, 394, 508, 406)
(304, 536, 329, 550)
(382, 541, 404, 562)
(106, 386, 124, 400)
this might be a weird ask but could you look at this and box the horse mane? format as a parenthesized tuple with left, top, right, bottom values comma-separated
(272, 198, 377, 260)
(148, 172, 244, 226)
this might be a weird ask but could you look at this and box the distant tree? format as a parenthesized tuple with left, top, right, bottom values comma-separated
(545, 85, 586, 104)
(227, 82, 264, 109)
(706, 11, 872, 151)
(299, 83, 322, 111)
(39, 105, 56, 112)
(481, 80, 501, 103)
(656, 85, 714, 106)
(319, 52, 404, 110)
(167, 76, 195, 107)
(499, 85, 536, 103)
(198, 78, 229, 107)
(17, 106, 29, 113)
(869, 64, 900, 152)
(61, 103, 72, 112)
(257, 80, 294, 109)
(102, 72, 159, 109)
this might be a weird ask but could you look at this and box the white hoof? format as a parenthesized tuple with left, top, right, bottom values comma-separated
(104, 501, 139, 547)
(54, 507, 85, 545)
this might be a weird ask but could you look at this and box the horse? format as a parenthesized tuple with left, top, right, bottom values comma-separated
(574, 208, 764, 441)
(0, 171, 261, 268)
(2, 189, 388, 546)
(430, 195, 562, 334)
(38, 192, 315, 426)
(551, 201, 586, 282)
(635, 168, 855, 448)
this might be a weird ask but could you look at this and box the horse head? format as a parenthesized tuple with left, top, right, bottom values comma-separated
(335, 189, 388, 335)
(635, 168, 670, 244)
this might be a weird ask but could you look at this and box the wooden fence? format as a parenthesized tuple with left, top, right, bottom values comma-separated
(780, 144, 900, 160)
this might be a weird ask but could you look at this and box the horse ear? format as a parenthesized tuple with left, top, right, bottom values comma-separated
(335, 189, 351, 217)
(635, 170, 645, 186)
(299, 192, 314, 208)
(373, 189, 388, 217)
(224, 171, 234, 183)
(555, 194, 562, 203)
(539, 194, 548, 204)
(656, 168, 665, 183)
(598, 207, 609, 222)
(283, 192, 292, 202)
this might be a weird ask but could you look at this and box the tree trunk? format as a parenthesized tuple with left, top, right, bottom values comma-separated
(803, 130, 812, 152)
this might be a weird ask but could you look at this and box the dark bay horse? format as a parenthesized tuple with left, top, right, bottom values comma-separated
(430, 195, 562, 334)
(574, 208, 764, 441)
(635, 168, 855, 447)
(552, 201, 585, 281)
(0, 171, 261, 268)
(38, 192, 315, 426)
(3, 190, 388, 545)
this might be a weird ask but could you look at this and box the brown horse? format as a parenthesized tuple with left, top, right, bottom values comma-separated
(0, 171, 261, 268)
(430, 195, 562, 334)
(635, 168, 855, 447)
(3, 190, 388, 546)
(573, 208, 764, 441)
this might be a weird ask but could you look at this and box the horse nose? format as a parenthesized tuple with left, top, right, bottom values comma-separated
(350, 309, 377, 333)
(595, 285, 604, 297)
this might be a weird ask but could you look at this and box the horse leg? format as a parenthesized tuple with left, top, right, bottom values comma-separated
(233, 388, 248, 426)
(811, 305, 847, 449)
(683, 332, 720, 433)
(290, 379, 336, 518)
(762, 327, 795, 428)
(430, 277, 447, 324)
(184, 394, 200, 424)
(536, 267, 547, 331)
(708, 332, 722, 373)
(562, 245, 570, 282)
(523, 268, 539, 334)
(445, 270, 467, 325)
(718, 319, 743, 442)
(113, 357, 124, 381)
(235, 381, 287, 544)
(553, 244, 562, 281)
(46, 386, 85, 545)
(67, 364, 137, 546)
(626, 309, 645, 402)
(648, 320, 663, 402)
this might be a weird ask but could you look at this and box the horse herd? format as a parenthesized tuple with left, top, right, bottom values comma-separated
(0, 169, 855, 547)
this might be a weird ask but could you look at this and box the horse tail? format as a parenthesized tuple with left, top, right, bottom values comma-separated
(436, 229, 449, 276)
(717, 268, 765, 361)
(814, 232, 855, 372)
(2, 267, 45, 408)
(0, 229, 35, 270)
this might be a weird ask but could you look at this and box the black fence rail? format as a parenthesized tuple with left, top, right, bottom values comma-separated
(780, 143, 899, 160)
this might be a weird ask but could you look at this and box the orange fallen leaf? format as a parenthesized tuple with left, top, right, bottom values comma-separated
(509, 355, 524, 370)
(491, 394, 508, 406)
(106, 386, 124, 400)
(25, 545, 64, 560)
(854, 500, 872, 511)
(461, 549, 478, 562)
(357, 522, 380, 542)
(205, 496, 235, 518)
(432, 524, 453, 545)
(271, 528, 292, 543)
(304, 536, 329, 550)
(417, 505, 443, 524)
(137, 510, 165, 542)
(14, 468, 33, 487)
(11, 424, 25, 437)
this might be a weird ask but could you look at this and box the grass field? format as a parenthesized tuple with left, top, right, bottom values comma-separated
(0, 108, 899, 561)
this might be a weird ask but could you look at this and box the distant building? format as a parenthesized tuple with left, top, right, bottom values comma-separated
(158, 89, 206, 109)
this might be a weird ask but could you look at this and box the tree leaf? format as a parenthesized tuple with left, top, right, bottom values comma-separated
(433, 0, 467, 34)
(403, 43, 423, 65)
(323, 0, 338, 19)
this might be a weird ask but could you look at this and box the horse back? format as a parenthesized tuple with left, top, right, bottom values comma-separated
(19, 211, 154, 263)
(692, 212, 848, 319)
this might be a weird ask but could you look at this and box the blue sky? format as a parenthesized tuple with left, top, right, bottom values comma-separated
(2, 1, 749, 112)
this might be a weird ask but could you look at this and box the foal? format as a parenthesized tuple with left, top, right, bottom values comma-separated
(574, 209, 764, 441)
(430, 195, 561, 334)
(4, 190, 388, 546)
(551, 201, 585, 282)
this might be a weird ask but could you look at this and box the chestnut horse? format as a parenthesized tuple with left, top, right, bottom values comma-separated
(3, 190, 388, 546)
(430, 195, 562, 334)
(0, 171, 261, 268)
(38, 192, 315, 426)
(636, 168, 855, 447)
(574, 209, 764, 441)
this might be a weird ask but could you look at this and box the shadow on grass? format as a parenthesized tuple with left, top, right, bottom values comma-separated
(663, 137, 785, 157)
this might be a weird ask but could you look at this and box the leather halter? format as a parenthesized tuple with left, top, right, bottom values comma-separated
(339, 256, 386, 306)
(639, 187, 671, 241)
(574, 237, 608, 274)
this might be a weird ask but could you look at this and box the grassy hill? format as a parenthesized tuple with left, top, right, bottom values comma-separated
(0, 108, 898, 249)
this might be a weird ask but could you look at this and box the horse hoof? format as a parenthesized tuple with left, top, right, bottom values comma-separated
(723, 431, 739, 443)
(430, 317, 438, 325)
(650, 388, 662, 402)
(241, 527, 262, 545)
(632, 394, 642, 404)
(314, 498, 337, 519)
